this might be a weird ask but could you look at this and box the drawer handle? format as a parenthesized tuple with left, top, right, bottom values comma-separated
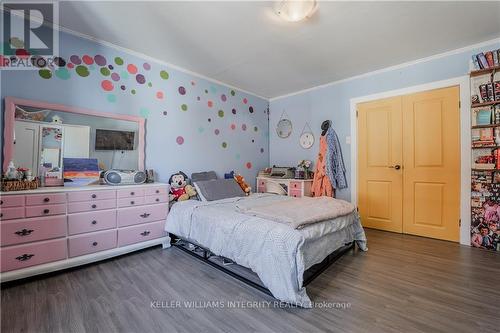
(155, 198, 160, 202)
(131, 201, 135, 205)
(43, 209, 50, 214)
(91, 194, 97, 199)
(15, 229, 34, 236)
(0, 213, 3, 218)
(92, 242, 98, 246)
(43, 197, 50, 202)
(91, 204, 97, 209)
(91, 220, 97, 225)
(155, 190, 160, 194)
(140, 213, 150, 218)
(0, 200, 3, 205)
(16, 254, 34, 261)
(130, 191, 135, 196)
(140, 231, 151, 236)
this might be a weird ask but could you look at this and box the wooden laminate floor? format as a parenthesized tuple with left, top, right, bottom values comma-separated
(1, 229, 498, 333)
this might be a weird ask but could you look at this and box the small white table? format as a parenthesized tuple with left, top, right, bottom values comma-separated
(256, 176, 313, 197)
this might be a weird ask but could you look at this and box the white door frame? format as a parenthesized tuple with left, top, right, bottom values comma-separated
(349, 76, 471, 246)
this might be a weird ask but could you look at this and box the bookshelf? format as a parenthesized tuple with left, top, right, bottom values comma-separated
(470, 65, 500, 77)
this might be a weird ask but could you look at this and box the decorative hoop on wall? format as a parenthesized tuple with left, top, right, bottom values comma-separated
(299, 122, 315, 149)
(276, 110, 293, 138)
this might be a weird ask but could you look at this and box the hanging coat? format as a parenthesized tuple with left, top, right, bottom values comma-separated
(311, 135, 334, 197)
(325, 127, 348, 190)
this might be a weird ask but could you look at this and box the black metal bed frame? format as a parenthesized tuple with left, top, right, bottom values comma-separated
(169, 233, 355, 297)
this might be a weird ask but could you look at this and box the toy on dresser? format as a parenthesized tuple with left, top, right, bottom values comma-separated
(168, 171, 197, 202)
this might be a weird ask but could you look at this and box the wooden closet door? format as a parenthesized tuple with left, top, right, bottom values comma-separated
(401, 86, 460, 241)
(357, 97, 403, 233)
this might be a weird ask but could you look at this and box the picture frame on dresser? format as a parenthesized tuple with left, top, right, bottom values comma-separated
(0, 97, 171, 282)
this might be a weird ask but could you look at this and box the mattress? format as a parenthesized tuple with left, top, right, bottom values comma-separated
(164, 193, 367, 307)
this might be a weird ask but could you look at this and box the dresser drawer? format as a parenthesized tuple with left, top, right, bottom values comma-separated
(0, 207, 25, 220)
(117, 188, 145, 198)
(0, 195, 24, 208)
(257, 186, 266, 193)
(117, 197, 145, 208)
(118, 221, 165, 247)
(68, 199, 116, 214)
(117, 204, 168, 227)
(289, 190, 302, 198)
(68, 190, 116, 202)
(68, 229, 117, 258)
(289, 181, 302, 191)
(1, 239, 66, 272)
(68, 209, 117, 235)
(1, 215, 67, 246)
(144, 186, 168, 196)
(25, 193, 66, 206)
(144, 194, 168, 205)
(25, 204, 66, 218)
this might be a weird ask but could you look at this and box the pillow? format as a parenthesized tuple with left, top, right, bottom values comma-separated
(194, 179, 245, 201)
(191, 171, 217, 183)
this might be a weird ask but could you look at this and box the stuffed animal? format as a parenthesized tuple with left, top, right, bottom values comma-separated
(234, 174, 251, 195)
(168, 171, 197, 202)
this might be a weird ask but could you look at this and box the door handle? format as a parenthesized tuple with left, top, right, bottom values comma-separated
(388, 165, 401, 170)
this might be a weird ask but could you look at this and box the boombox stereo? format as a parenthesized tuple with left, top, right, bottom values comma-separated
(103, 169, 147, 185)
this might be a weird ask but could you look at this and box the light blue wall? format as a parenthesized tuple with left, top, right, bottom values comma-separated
(1, 27, 269, 183)
(270, 41, 500, 201)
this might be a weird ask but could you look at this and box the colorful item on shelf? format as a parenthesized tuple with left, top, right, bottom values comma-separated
(476, 109, 492, 125)
(63, 158, 100, 187)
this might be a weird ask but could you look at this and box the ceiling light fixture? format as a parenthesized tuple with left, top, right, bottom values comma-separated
(275, 0, 317, 22)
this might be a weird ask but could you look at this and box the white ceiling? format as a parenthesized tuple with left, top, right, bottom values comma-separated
(52, 1, 500, 98)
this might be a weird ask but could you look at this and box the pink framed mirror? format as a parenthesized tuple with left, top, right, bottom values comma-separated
(3, 96, 145, 174)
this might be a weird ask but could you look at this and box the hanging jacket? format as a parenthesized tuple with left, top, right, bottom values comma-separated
(311, 135, 333, 197)
(325, 127, 348, 190)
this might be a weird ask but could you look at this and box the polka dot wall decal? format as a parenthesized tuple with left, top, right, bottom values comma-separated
(208, 118, 211, 122)
(53, 57, 66, 67)
(111, 72, 120, 81)
(101, 80, 114, 91)
(260, 148, 264, 153)
(218, 110, 224, 118)
(210, 86, 217, 94)
(70, 55, 81, 64)
(140, 107, 150, 118)
(249, 106, 254, 113)
(107, 94, 117, 103)
(231, 90, 236, 96)
(221, 94, 227, 102)
(163, 111, 168, 116)
(94, 55, 106, 66)
(230, 124, 236, 130)
(108, 65, 114, 70)
(246, 162, 252, 169)
(55, 68, 70, 80)
(131, 89, 136, 95)
(254, 126, 258, 132)
(176, 136, 184, 145)
(15, 48, 29, 59)
(156, 91, 164, 99)
(241, 124, 247, 131)
(191, 81, 196, 86)
(198, 127, 205, 133)
(38, 69, 52, 79)
(178, 86, 186, 95)
(89, 65, 95, 71)
(232, 108, 236, 115)
(160, 70, 169, 80)
(222, 142, 228, 149)
(181, 104, 188, 111)
(100, 67, 110, 76)
(204, 89, 208, 94)
(243, 98, 248, 104)
(136, 74, 146, 84)
(82, 55, 94, 65)
(197, 96, 201, 101)
(114, 57, 124, 65)
(235, 153, 241, 160)
(75, 65, 89, 77)
(120, 85, 126, 90)
(147, 82, 152, 87)
(207, 101, 213, 108)
(143, 62, 151, 70)
(127, 64, 138, 74)
(67, 63, 74, 69)
(120, 70, 129, 79)
(214, 129, 220, 135)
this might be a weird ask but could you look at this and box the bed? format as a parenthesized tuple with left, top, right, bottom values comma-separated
(165, 192, 367, 308)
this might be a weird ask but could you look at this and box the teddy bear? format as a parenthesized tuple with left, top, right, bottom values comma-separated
(234, 174, 251, 195)
(169, 171, 197, 202)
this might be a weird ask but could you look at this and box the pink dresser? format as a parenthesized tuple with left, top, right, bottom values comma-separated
(0, 183, 169, 281)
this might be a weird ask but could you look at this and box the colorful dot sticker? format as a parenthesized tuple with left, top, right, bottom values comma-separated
(76, 65, 89, 77)
(218, 110, 224, 118)
(208, 100, 213, 108)
(249, 106, 254, 113)
(160, 70, 169, 80)
(246, 162, 252, 169)
(136, 74, 146, 84)
(131, 89, 136, 95)
(241, 124, 247, 131)
(143, 62, 151, 70)
(221, 94, 227, 102)
(210, 86, 217, 94)
(127, 64, 138, 74)
(100, 67, 110, 76)
(107, 94, 117, 103)
(230, 90, 236, 96)
(222, 142, 228, 148)
(54, 57, 66, 67)
(214, 129, 220, 135)
(120, 70, 129, 79)
(120, 85, 126, 90)
(232, 108, 236, 115)
(230, 123, 236, 130)
(156, 91, 164, 99)
(111, 72, 120, 81)
(181, 104, 188, 111)
(70, 55, 81, 65)
(243, 98, 248, 104)
(139, 107, 150, 118)
(82, 55, 94, 65)
(176, 136, 184, 145)
(208, 118, 211, 122)
(254, 126, 258, 132)
(39, 69, 52, 79)
(178, 86, 186, 95)
(67, 63, 74, 69)
(55, 68, 70, 80)
(94, 55, 106, 66)
(101, 80, 114, 91)
(163, 111, 168, 116)
(114, 57, 124, 65)
(260, 148, 265, 153)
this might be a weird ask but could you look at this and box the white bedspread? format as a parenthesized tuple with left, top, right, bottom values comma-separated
(164, 193, 367, 307)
